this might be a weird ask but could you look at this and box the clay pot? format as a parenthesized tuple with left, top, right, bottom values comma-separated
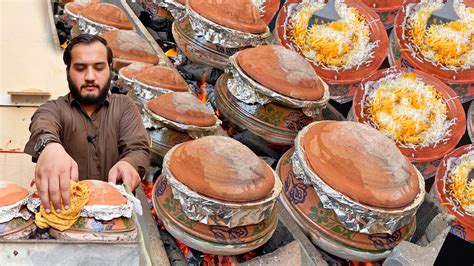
(149, 127, 192, 157)
(275, 0, 388, 103)
(469, 101, 474, 143)
(353, 67, 466, 179)
(187, 0, 267, 33)
(0, 182, 35, 240)
(81, 3, 133, 30)
(117, 62, 154, 94)
(435, 144, 474, 243)
(234, 45, 327, 101)
(277, 148, 416, 261)
(147, 92, 217, 127)
(172, 0, 279, 69)
(215, 73, 315, 145)
(361, 0, 403, 29)
(64, 2, 92, 25)
(392, 0, 474, 103)
(167, 136, 275, 202)
(152, 175, 277, 255)
(101, 30, 159, 70)
(49, 180, 137, 241)
(0, 208, 36, 240)
(299, 120, 421, 209)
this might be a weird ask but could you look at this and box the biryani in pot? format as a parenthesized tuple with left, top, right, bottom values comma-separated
(403, 0, 474, 71)
(444, 150, 474, 215)
(289, 0, 379, 71)
(362, 71, 456, 149)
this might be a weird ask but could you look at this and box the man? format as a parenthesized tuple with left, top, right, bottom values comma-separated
(24, 34, 150, 214)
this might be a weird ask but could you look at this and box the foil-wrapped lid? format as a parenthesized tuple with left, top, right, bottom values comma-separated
(147, 92, 217, 127)
(168, 136, 275, 202)
(64, 1, 95, 17)
(300, 121, 420, 208)
(81, 180, 127, 206)
(236, 45, 325, 101)
(187, 0, 266, 33)
(101, 30, 160, 65)
(119, 62, 153, 81)
(81, 3, 133, 30)
(134, 66, 188, 92)
(0, 181, 29, 207)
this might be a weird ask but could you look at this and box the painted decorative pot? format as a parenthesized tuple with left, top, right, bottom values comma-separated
(352, 67, 466, 179)
(0, 208, 36, 240)
(469, 101, 474, 143)
(0, 182, 35, 240)
(149, 127, 192, 158)
(361, 0, 403, 29)
(274, 0, 389, 104)
(152, 175, 278, 255)
(215, 73, 315, 145)
(277, 148, 416, 261)
(49, 180, 137, 241)
(171, 0, 280, 69)
(435, 144, 474, 243)
(392, 0, 474, 103)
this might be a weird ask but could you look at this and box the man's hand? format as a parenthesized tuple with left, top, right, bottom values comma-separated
(108, 160, 141, 191)
(35, 143, 79, 213)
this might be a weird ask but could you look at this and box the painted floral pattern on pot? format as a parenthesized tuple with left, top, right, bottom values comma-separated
(152, 175, 278, 245)
(277, 148, 416, 252)
(215, 74, 313, 145)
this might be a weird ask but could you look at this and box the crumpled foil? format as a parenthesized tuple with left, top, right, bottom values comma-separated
(133, 80, 182, 104)
(78, 15, 118, 35)
(143, 106, 221, 139)
(159, 0, 187, 22)
(27, 184, 134, 221)
(64, 6, 81, 23)
(162, 144, 282, 228)
(290, 123, 426, 234)
(187, 5, 271, 48)
(0, 194, 32, 223)
(226, 55, 330, 118)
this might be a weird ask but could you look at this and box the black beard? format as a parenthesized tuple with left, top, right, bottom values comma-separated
(67, 72, 111, 105)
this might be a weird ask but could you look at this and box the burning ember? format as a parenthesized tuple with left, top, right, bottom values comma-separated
(196, 71, 208, 104)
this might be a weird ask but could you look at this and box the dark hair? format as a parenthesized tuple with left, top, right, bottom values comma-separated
(63, 34, 113, 69)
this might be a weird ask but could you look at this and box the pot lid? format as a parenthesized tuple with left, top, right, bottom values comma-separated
(101, 30, 160, 65)
(300, 121, 420, 208)
(80, 180, 127, 206)
(0, 181, 29, 207)
(187, 0, 267, 33)
(147, 92, 217, 127)
(81, 3, 134, 30)
(119, 62, 153, 80)
(236, 45, 325, 101)
(64, 2, 92, 17)
(168, 136, 275, 202)
(134, 66, 188, 92)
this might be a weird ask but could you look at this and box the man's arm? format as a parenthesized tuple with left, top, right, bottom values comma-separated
(108, 97, 150, 191)
(24, 101, 78, 213)
(24, 101, 63, 159)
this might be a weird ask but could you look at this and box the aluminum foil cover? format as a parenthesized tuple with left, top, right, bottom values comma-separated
(0, 194, 32, 224)
(143, 105, 221, 139)
(64, 5, 81, 24)
(78, 15, 118, 35)
(160, 0, 187, 22)
(290, 123, 426, 234)
(27, 184, 134, 221)
(186, 4, 271, 48)
(142, 0, 160, 16)
(133, 80, 183, 103)
(162, 144, 282, 228)
(226, 55, 330, 118)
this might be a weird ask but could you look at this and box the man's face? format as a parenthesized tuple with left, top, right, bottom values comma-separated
(67, 41, 111, 105)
